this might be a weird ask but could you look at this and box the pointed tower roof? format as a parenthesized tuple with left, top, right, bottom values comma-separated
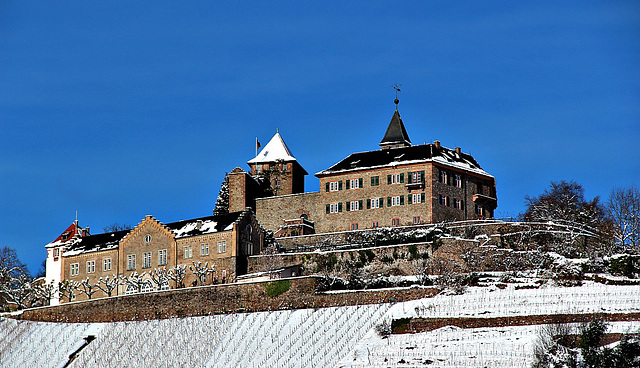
(379, 109, 411, 149)
(248, 132, 298, 164)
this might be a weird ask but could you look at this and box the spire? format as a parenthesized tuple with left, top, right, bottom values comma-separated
(248, 132, 297, 164)
(379, 94, 411, 149)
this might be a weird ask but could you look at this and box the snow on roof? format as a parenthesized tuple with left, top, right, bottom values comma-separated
(247, 133, 297, 164)
(63, 212, 245, 257)
(316, 143, 493, 178)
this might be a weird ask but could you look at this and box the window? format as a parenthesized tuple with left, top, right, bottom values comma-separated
(349, 200, 360, 211)
(351, 223, 359, 230)
(327, 202, 342, 214)
(369, 198, 381, 209)
(144, 234, 151, 244)
(392, 218, 400, 226)
(158, 249, 167, 266)
(201, 243, 209, 256)
(347, 178, 362, 189)
(390, 195, 403, 206)
(411, 193, 425, 204)
(328, 181, 342, 192)
(476, 204, 484, 216)
(218, 241, 226, 253)
(408, 171, 424, 184)
(143, 252, 152, 268)
(371, 176, 379, 186)
(388, 173, 404, 184)
(439, 195, 447, 206)
(141, 281, 153, 293)
(372, 221, 379, 228)
(127, 255, 136, 271)
(455, 175, 462, 188)
(86, 260, 95, 274)
(454, 198, 461, 209)
(53, 248, 60, 259)
(477, 182, 483, 194)
(103, 258, 112, 271)
(413, 216, 421, 224)
(439, 170, 447, 184)
(70, 263, 79, 276)
(184, 246, 192, 259)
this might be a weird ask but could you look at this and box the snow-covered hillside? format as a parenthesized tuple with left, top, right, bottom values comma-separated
(1, 282, 639, 368)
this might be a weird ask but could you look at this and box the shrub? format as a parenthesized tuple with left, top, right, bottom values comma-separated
(264, 280, 291, 298)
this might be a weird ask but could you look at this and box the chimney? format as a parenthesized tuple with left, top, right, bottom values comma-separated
(434, 140, 441, 149)
(455, 147, 461, 155)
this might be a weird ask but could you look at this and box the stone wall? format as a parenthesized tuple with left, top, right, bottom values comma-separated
(19, 277, 438, 323)
(256, 192, 322, 232)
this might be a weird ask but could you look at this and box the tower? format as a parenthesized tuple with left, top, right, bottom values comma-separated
(247, 132, 307, 196)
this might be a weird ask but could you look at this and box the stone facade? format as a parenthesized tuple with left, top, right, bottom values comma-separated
(53, 210, 263, 303)
(237, 108, 497, 236)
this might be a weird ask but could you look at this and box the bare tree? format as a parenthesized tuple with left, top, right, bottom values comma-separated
(1, 274, 36, 309)
(167, 265, 187, 288)
(97, 275, 122, 297)
(189, 261, 215, 286)
(608, 186, 640, 249)
(78, 278, 100, 299)
(259, 244, 284, 279)
(124, 272, 148, 294)
(150, 268, 170, 290)
(32, 280, 56, 306)
(58, 279, 79, 303)
(102, 223, 133, 232)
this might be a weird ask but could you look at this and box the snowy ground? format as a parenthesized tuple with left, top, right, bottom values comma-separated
(1, 282, 638, 368)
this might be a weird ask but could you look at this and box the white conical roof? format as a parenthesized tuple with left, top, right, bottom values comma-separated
(247, 133, 297, 164)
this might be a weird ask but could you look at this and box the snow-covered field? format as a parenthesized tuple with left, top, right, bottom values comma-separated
(1, 282, 638, 368)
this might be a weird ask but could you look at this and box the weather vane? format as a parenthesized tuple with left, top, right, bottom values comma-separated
(392, 83, 401, 110)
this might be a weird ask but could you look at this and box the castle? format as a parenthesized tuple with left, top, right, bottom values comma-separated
(45, 100, 497, 304)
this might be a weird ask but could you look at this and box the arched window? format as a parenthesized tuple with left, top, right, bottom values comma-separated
(141, 280, 153, 293)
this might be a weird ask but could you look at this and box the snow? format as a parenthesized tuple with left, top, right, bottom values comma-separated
(315, 155, 493, 178)
(247, 133, 297, 164)
(2, 282, 639, 367)
(171, 218, 219, 238)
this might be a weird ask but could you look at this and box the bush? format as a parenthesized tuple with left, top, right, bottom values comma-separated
(264, 280, 291, 298)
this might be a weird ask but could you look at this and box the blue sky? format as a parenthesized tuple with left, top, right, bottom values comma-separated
(1, 1, 639, 274)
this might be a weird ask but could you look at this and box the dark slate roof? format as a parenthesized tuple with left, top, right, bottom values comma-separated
(379, 110, 411, 148)
(166, 212, 243, 239)
(63, 211, 245, 256)
(316, 144, 492, 177)
(63, 229, 130, 256)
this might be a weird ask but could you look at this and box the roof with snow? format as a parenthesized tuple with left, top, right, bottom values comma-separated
(247, 133, 298, 164)
(379, 110, 411, 148)
(63, 212, 245, 256)
(45, 222, 84, 248)
(316, 143, 493, 178)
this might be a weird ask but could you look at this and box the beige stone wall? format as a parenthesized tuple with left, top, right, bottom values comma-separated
(176, 231, 235, 286)
(255, 192, 322, 232)
(316, 163, 434, 232)
(63, 249, 119, 301)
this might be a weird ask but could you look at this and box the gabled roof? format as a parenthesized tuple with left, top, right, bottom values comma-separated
(166, 212, 242, 239)
(63, 211, 246, 257)
(379, 110, 411, 148)
(45, 222, 84, 248)
(63, 229, 129, 256)
(316, 143, 493, 178)
(248, 133, 297, 164)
